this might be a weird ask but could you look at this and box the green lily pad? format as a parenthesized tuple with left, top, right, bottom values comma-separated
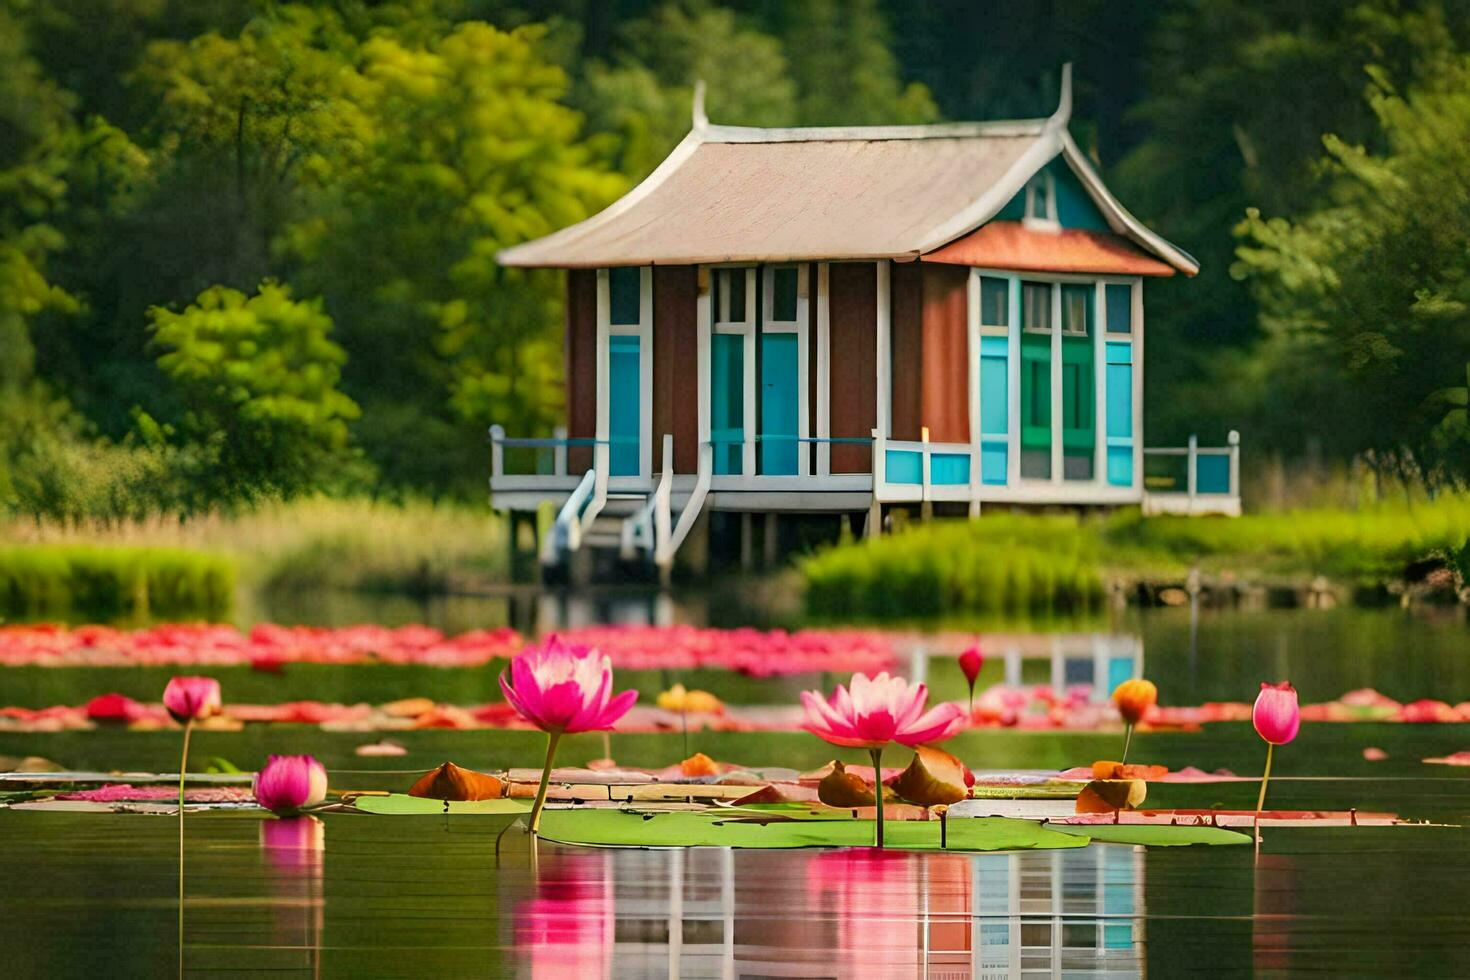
(536, 809, 1088, 852)
(347, 794, 530, 816)
(1044, 822, 1252, 847)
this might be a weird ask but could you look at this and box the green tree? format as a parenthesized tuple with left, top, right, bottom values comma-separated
(146, 281, 362, 503)
(289, 20, 624, 491)
(578, 0, 797, 177)
(1234, 40, 1470, 483)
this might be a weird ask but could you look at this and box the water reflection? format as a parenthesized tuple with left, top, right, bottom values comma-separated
(512, 845, 1147, 978)
(258, 816, 325, 976)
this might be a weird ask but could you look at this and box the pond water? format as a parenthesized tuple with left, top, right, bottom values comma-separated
(4, 596, 1470, 976)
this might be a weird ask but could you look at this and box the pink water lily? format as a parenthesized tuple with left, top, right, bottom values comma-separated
(253, 755, 329, 815)
(801, 672, 964, 847)
(501, 636, 638, 836)
(801, 672, 964, 749)
(163, 676, 221, 724)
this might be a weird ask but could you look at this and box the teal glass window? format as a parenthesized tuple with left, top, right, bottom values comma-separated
(609, 267, 641, 326)
(711, 333, 744, 475)
(772, 267, 798, 322)
(1106, 283, 1132, 334)
(759, 333, 798, 475)
(980, 276, 1009, 327)
(607, 335, 640, 475)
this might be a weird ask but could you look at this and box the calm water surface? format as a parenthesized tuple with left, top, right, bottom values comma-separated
(5, 598, 1470, 976)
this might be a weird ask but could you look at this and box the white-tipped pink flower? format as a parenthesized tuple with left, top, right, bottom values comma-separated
(500, 635, 638, 837)
(800, 672, 964, 848)
(499, 635, 637, 735)
(253, 755, 328, 815)
(801, 672, 964, 749)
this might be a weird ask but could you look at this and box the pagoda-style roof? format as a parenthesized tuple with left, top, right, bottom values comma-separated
(499, 67, 1197, 276)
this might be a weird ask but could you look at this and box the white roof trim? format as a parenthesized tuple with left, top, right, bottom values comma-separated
(700, 119, 1048, 144)
(1058, 131, 1199, 275)
(498, 127, 707, 268)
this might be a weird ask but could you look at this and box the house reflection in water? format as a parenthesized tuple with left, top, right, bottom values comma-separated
(514, 844, 1145, 978)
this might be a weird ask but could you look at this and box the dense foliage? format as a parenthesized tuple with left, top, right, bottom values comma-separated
(6, 0, 1470, 518)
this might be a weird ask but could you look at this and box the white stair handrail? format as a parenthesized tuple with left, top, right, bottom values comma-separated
(622, 434, 673, 561)
(542, 467, 595, 565)
(576, 442, 611, 542)
(653, 434, 674, 562)
(657, 440, 711, 568)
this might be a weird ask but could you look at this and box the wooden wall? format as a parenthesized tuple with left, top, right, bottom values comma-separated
(828, 262, 878, 473)
(920, 263, 970, 444)
(565, 268, 597, 473)
(653, 265, 700, 473)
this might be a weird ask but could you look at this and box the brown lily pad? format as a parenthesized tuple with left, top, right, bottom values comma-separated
(1075, 778, 1147, 814)
(408, 762, 504, 801)
(890, 745, 970, 808)
(818, 760, 877, 807)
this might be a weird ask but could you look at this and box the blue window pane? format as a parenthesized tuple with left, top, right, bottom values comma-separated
(1106, 283, 1132, 334)
(1107, 656, 1134, 696)
(760, 333, 798, 475)
(711, 334, 744, 475)
(1107, 445, 1133, 487)
(981, 442, 1008, 485)
(610, 267, 641, 325)
(1197, 453, 1230, 494)
(608, 335, 640, 475)
(980, 338, 1009, 437)
(930, 453, 970, 485)
(885, 450, 922, 484)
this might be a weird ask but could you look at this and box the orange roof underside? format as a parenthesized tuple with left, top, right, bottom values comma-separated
(922, 221, 1177, 277)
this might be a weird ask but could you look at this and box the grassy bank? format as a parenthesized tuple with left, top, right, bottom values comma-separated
(0, 545, 234, 621)
(801, 499, 1470, 619)
(2, 497, 507, 621)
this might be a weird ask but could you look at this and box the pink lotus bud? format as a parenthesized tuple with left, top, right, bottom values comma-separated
(958, 645, 984, 688)
(1252, 681, 1300, 745)
(162, 675, 221, 724)
(253, 755, 329, 815)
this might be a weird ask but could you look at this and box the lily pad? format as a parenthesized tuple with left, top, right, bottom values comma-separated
(346, 793, 530, 816)
(536, 809, 1088, 852)
(1044, 822, 1252, 847)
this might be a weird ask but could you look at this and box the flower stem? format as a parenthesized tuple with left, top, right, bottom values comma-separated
(177, 719, 192, 979)
(528, 730, 563, 837)
(1253, 742, 1275, 845)
(868, 747, 885, 849)
(967, 687, 974, 718)
(1121, 723, 1133, 765)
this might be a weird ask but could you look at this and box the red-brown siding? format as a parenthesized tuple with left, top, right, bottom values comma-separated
(921, 263, 971, 444)
(806, 263, 819, 477)
(565, 269, 597, 472)
(890, 261, 924, 441)
(828, 262, 877, 473)
(653, 265, 700, 473)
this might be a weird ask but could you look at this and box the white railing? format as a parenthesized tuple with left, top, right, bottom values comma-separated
(1142, 431, 1241, 516)
(622, 434, 673, 560)
(489, 424, 570, 480)
(870, 427, 978, 504)
(657, 441, 712, 569)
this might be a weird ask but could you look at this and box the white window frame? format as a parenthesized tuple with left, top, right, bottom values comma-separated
(967, 268, 1143, 492)
(708, 265, 758, 478)
(596, 266, 653, 485)
(1023, 170, 1060, 230)
(760, 264, 810, 477)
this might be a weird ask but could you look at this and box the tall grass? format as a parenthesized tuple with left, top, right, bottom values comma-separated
(801, 514, 1107, 619)
(3, 497, 507, 601)
(801, 497, 1470, 619)
(0, 544, 234, 620)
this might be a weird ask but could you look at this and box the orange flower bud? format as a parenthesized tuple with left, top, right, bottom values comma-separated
(1111, 678, 1158, 726)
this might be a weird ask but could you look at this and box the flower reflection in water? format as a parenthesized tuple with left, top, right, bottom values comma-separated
(515, 849, 613, 978)
(1253, 853, 1298, 972)
(259, 816, 325, 977)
